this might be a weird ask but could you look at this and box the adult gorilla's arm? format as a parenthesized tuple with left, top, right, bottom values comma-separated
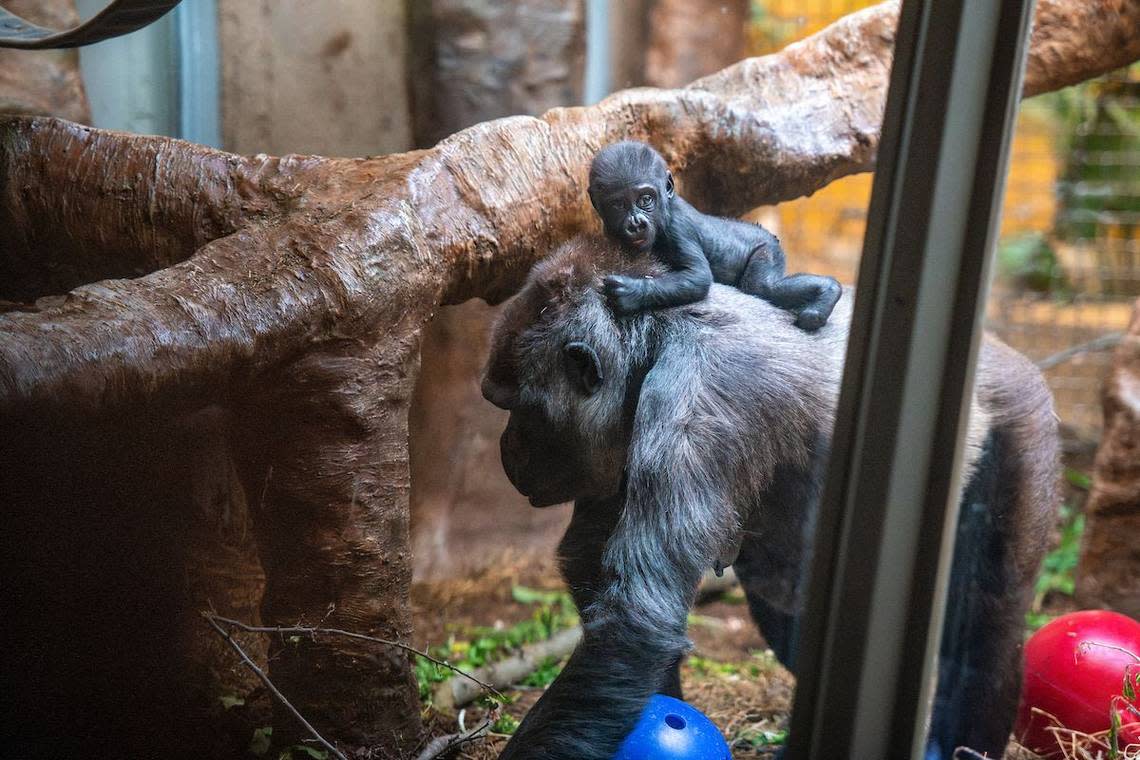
(500, 348, 741, 760)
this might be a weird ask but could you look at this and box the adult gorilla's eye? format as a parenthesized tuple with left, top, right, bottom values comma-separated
(637, 194, 654, 210)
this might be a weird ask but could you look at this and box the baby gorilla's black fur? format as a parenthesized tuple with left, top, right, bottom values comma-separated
(588, 140, 842, 330)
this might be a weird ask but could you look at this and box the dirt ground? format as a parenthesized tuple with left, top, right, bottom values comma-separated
(410, 554, 793, 759)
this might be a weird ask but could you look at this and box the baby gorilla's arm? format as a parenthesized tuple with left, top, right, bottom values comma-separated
(603, 219, 712, 314)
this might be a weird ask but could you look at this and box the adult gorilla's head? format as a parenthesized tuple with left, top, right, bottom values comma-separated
(480, 236, 660, 508)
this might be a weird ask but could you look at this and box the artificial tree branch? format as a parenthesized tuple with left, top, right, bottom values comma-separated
(0, 122, 331, 298)
(3, 1, 1137, 418)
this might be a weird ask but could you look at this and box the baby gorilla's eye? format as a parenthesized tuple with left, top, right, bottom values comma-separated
(637, 194, 654, 210)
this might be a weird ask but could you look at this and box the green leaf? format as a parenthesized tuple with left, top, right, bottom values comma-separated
(288, 746, 328, 760)
(218, 693, 245, 710)
(1064, 468, 1093, 490)
(491, 713, 520, 735)
(1109, 706, 1122, 759)
(250, 726, 273, 757)
(520, 655, 564, 687)
(511, 585, 565, 606)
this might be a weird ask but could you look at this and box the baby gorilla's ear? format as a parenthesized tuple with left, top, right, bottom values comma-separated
(665, 172, 675, 198)
(563, 341, 604, 396)
(588, 186, 601, 213)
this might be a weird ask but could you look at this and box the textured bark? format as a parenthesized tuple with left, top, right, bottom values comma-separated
(1, 0, 1137, 755)
(407, 0, 586, 148)
(1076, 300, 1140, 619)
(645, 0, 750, 88)
(0, 0, 89, 123)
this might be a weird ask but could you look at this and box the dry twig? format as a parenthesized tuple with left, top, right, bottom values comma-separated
(209, 613, 505, 701)
(413, 719, 492, 760)
(202, 612, 349, 760)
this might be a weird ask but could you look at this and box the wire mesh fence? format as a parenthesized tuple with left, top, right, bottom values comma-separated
(749, 1, 1139, 448)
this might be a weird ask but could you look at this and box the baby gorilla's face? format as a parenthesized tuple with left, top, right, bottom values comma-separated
(595, 183, 663, 252)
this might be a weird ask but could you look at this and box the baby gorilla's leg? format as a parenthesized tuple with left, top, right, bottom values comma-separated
(739, 255, 841, 331)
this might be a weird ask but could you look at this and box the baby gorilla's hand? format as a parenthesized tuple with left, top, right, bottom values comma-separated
(603, 275, 647, 314)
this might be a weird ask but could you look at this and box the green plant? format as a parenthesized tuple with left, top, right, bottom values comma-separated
(249, 726, 273, 757)
(218, 693, 245, 710)
(734, 726, 788, 749)
(996, 233, 1069, 296)
(1065, 467, 1093, 491)
(687, 650, 778, 680)
(520, 655, 564, 688)
(1026, 503, 1085, 631)
(413, 585, 579, 704)
(491, 713, 521, 735)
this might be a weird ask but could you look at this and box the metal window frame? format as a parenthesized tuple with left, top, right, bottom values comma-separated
(73, 0, 220, 147)
(786, 0, 1037, 758)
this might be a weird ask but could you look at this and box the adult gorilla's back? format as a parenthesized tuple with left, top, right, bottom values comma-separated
(481, 234, 1058, 760)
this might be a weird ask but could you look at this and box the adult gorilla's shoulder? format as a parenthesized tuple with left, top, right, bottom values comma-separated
(483, 233, 1057, 760)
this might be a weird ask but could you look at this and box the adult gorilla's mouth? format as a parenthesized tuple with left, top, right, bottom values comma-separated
(525, 488, 567, 508)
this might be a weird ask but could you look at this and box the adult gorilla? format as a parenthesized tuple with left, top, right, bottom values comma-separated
(480, 235, 1058, 760)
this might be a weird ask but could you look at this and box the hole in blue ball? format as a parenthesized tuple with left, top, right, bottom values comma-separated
(665, 714, 686, 730)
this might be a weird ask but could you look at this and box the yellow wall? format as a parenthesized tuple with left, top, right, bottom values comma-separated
(747, 2, 1061, 285)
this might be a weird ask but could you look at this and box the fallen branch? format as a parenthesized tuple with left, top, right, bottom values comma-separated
(438, 627, 584, 710)
(413, 719, 492, 760)
(208, 614, 505, 701)
(1035, 332, 1124, 371)
(202, 613, 349, 760)
(436, 570, 740, 708)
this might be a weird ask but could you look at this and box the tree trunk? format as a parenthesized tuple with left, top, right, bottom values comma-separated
(1, 1, 1138, 755)
(1076, 300, 1140, 619)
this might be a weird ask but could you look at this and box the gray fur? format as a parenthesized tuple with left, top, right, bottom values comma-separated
(481, 235, 1058, 760)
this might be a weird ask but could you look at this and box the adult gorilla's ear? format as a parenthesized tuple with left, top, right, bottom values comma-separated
(563, 341, 604, 396)
(665, 172, 675, 199)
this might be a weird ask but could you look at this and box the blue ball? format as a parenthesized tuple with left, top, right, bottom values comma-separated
(614, 694, 732, 760)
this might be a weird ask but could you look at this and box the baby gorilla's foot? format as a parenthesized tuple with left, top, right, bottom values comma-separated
(603, 274, 647, 314)
(794, 307, 828, 331)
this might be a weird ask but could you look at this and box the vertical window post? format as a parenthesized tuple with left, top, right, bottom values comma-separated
(787, 0, 1037, 758)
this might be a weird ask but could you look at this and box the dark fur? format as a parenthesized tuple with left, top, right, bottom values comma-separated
(481, 235, 1059, 760)
(587, 141, 842, 330)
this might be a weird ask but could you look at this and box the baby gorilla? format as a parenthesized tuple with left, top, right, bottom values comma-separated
(589, 140, 841, 330)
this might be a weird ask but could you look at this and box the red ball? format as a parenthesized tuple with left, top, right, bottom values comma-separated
(1015, 610, 1140, 756)
(1121, 721, 1140, 749)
